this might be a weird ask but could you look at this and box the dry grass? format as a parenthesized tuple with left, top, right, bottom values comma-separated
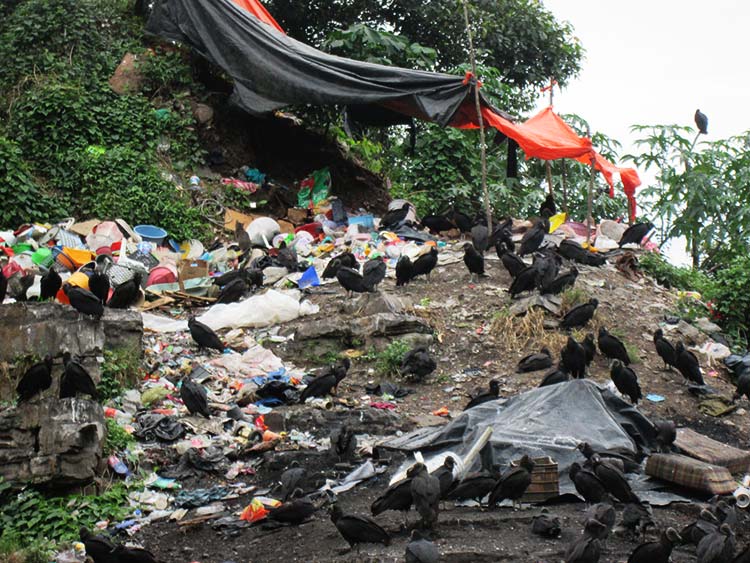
(559, 286, 591, 313)
(491, 307, 568, 355)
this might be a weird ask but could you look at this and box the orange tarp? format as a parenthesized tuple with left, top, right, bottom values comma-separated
(230, 0, 284, 33)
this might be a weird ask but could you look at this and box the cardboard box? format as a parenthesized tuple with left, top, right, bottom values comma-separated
(179, 259, 209, 281)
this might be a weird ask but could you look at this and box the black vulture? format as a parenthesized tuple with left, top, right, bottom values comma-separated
(681, 509, 720, 545)
(569, 462, 606, 505)
(322, 252, 356, 279)
(60, 352, 97, 399)
(542, 266, 578, 295)
(560, 299, 598, 329)
(405, 529, 439, 563)
(577, 442, 641, 474)
(111, 544, 159, 563)
(628, 527, 682, 563)
(336, 267, 372, 297)
(653, 419, 677, 452)
(362, 258, 386, 290)
(531, 508, 561, 538)
(421, 214, 456, 234)
(598, 327, 631, 364)
(734, 372, 750, 402)
(380, 202, 411, 230)
(463, 380, 500, 410)
(40, 268, 62, 301)
(299, 359, 350, 402)
(88, 270, 110, 304)
(268, 489, 316, 525)
(558, 239, 607, 266)
(586, 499, 615, 537)
(188, 317, 224, 352)
(16, 355, 53, 402)
(331, 504, 389, 551)
(582, 333, 596, 366)
(534, 249, 561, 290)
(516, 348, 552, 373)
(409, 462, 440, 529)
(540, 194, 556, 217)
(330, 423, 356, 461)
(488, 455, 534, 509)
(564, 519, 605, 563)
(497, 247, 525, 278)
(471, 224, 489, 254)
(695, 109, 709, 135)
(561, 336, 587, 379)
(675, 341, 705, 385)
(400, 347, 436, 382)
(108, 273, 143, 309)
(79, 527, 117, 563)
(653, 328, 676, 370)
(396, 254, 416, 287)
(217, 277, 248, 304)
(445, 472, 497, 503)
(432, 457, 457, 498)
(451, 209, 473, 234)
(508, 265, 538, 297)
(280, 461, 306, 501)
(0, 268, 6, 303)
(412, 246, 438, 280)
(538, 364, 570, 387)
(462, 242, 485, 283)
(610, 360, 642, 404)
(519, 218, 549, 256)
(618, 222, 654, 247)
(697, 523, 736, 563)
(180, 378, 210, 418)
(491, 219, 515, 254)
(65, 285, 104, 318)
(371, 476, 413, 525)
(591, 454, 639, 503)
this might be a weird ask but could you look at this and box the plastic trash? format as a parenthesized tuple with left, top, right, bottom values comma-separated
(239, 498, 270, 522)
(108, 455, 130, 477)
(247, 217, 280, 247)
(734, 475, 750, 508)
(297, 266, 320, 289)
(197, 289, 307, 331)
(55, 543, 86, 563)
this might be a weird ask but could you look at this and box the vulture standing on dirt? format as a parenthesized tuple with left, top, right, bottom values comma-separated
(65, 285, 104, 318)
(674, 342, 705, 385)
(591, 454, 639, 503)
(471, 224, 490, 254)
(322, 252, 357, 279)
(299, 358, 351, 402)
(188, 316, 224, 352)
(40, 268, 62, 301)
(598, 327, 631, 364)
(400, 346, 436, 382)
(621, 501, 655, 540)
(405, 529, 439, 563)
(540, 194, 556, 217)
(681, 509, 720, 545)
(451, 209, 473, 234)
(539, 364, 570, 387)
(534, 250, 561, 290)
(409, 462, 441, 529)
(330, 423, 356, 461)
(268, 489, 316, 525)
(421, 214, 455, 234)
(432, 457, 457, 498)
(516, 348, 553, 373)
(445, 471, 497, 503)
(60, 352, 97, 399)
(610, 359, 642, 404)
(412, 246, 438, 280)
(463, 379, 500, 410)
(582, 334, 596, 366)
(396, 254, 415, 287)
(488, 455, 535, 509)
(564, 518, 606, 563)
(336, 267, 373, 296)
(569, 462, 606, 505)
(108, 273, 143, 309)
(618, 222, 654, 247)
(380, 202, 411, 230)
(498, 247, 525, 278)
(16, 355, 53, 403)
(542, 266, 578, 295)
(586, 499, 616, 537)
(362, 258, 386, 290)
(519, 218, 550, 256)
(531, 508, 561, 538)
(111, 544, 159, 563)
(628, 527, 682, 563)
(560, 299, 598, 329)
(180, 378, 210, 418)
(371, 476, 413, 525)
(491, 218, 515, 254)
(331, 504, 390, 552)
(697, 523, 736, 563)
(653, 328, 676, 369)
(462, 242, 485, 283)
(653, 419, 677, 452)
(280, 461, 306, 501)
(733, 371, 750, 402)
(216, 277, 248, 304)
(508, 264, 539, 297)
(695, 109, 709, 135)
(80, 527, 117, 563)
(561, 336, 587, 379)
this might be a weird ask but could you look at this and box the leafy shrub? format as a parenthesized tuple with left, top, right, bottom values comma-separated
(138, 47, 196, 97)
(639, 252, 710, 291)
(104, 418, 135, 455)
(0, 137, 48, 229)
(99, 348, 142, 402)
(366, 340, 411, 377)
(704, 255, 750, 343)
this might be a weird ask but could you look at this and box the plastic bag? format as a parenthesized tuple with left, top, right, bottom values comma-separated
(197, 289, 304, 331)
(296, 168, 331, 208)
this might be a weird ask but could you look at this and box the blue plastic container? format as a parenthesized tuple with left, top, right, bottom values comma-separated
(134, 224, 168, 245)
(348, 214, 375, 230)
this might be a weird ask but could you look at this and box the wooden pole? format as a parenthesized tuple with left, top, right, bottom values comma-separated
(561, 159, 569, 215)
(544, 78, 555, 197)
(461, 0, 492, 230)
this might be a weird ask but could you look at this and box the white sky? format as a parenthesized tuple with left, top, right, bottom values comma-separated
(537, 0, 750, 264)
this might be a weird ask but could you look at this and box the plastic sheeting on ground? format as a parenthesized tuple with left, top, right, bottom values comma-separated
(380, 379, 689, 503)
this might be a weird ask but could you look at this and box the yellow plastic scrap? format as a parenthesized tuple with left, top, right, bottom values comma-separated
(580, 241, 601, 252)
(548, 212, 567, 233)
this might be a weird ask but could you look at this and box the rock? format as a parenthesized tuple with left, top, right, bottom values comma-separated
(295, 313, 432, 342)
(339, 292, 412, 316)
(694, 317, 722, 334)
(676, 319, 702, 344)
(399, 333, 434, 348)
(109, 52, 143, 94)
(192, 103, 214, 124)
(0, 398, 105, 487)
(599, 219, 628, 242)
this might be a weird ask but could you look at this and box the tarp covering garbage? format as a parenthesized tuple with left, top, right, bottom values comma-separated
(382, 379, 662, 497)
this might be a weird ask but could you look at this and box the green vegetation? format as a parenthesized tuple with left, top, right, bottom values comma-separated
(365, 340, 410, 377)
(104, 418, 135, 456)
(99, 348, 142, 402)
(0, 483, 134, 547)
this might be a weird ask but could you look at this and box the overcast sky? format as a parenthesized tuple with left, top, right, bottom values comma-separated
(537, 0, 750, 264)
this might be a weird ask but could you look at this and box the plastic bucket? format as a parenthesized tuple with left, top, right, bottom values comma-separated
(31, 247, 54, 267)
(134, 225, 168, 245)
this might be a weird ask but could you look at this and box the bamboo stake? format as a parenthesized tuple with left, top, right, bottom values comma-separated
(461, 0, 492, 230)
(544, 78, 555, 197)
(561, 159, 569, 215)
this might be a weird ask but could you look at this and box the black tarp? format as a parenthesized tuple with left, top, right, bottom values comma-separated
(146, 0, 512, 127)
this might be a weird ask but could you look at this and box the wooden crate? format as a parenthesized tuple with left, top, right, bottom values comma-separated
(511, 456, 559, 503)
(676, 428, 750, 474)
(646, 453, 736, 495)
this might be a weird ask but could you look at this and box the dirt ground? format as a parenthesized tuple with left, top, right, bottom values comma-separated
(140, 249, 750, 562)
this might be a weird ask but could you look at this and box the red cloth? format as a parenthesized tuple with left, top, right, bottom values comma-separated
(230, 0, 284, 33)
